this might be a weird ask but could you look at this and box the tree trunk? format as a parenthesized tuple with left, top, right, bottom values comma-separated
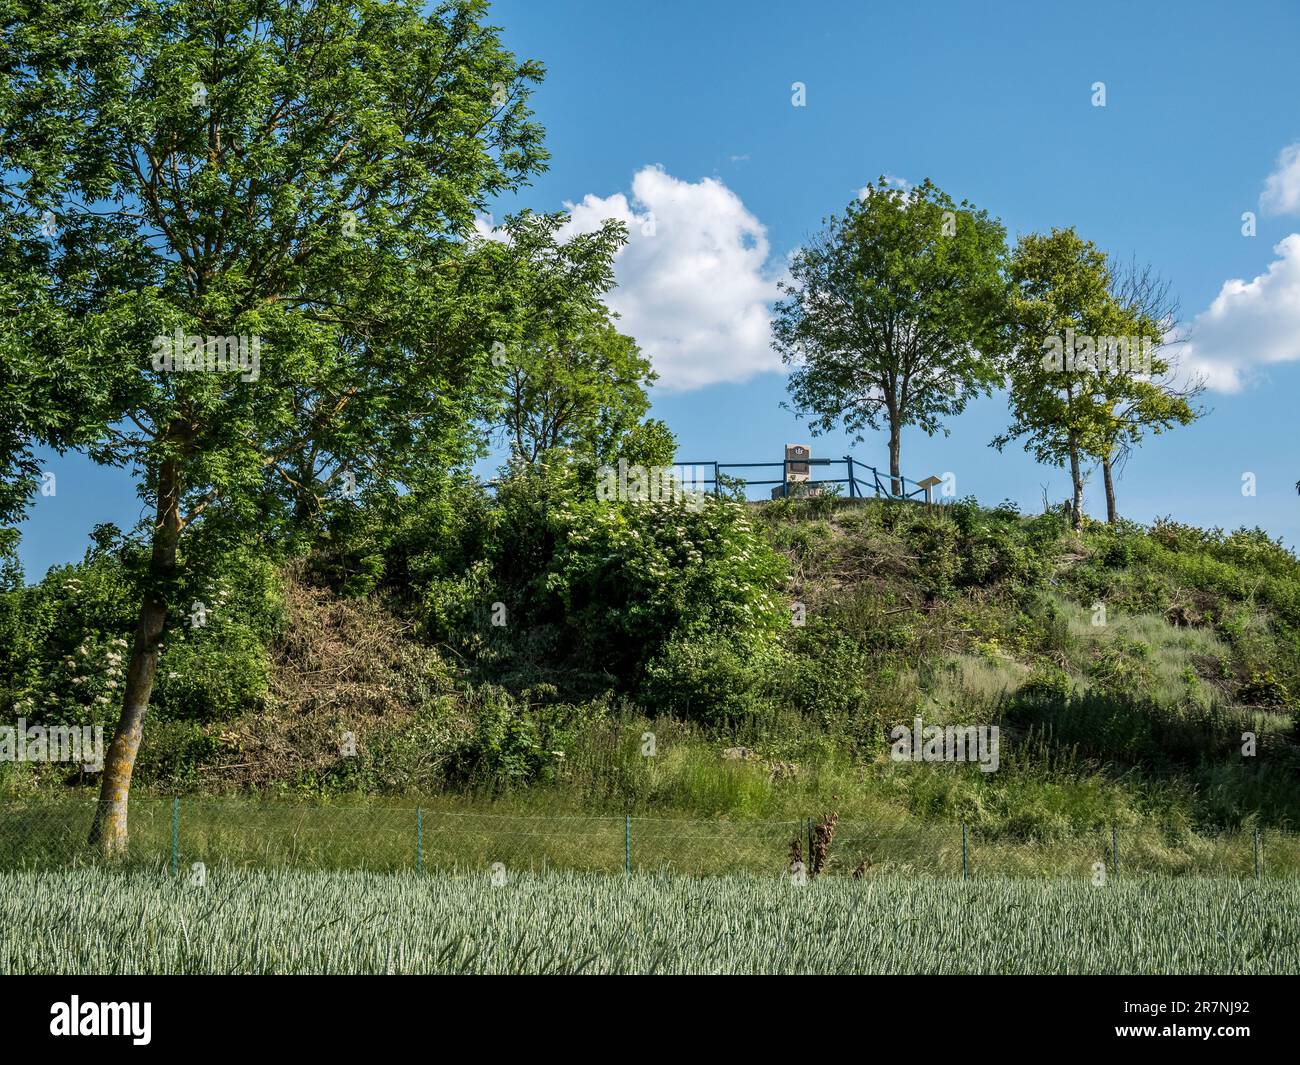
(291, 444, 319, 526)
(888, 421, 902, 498)
(1102, 452, 1117, 524)
(88, 455, 184, 858)
(1067, 439, 1084, 531)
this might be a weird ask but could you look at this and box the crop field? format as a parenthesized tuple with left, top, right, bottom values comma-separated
(2, 867, 1297, 975)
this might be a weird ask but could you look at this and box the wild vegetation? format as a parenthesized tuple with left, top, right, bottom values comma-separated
(0, 2, 1290, 875)
(3, 474, 1297, 867)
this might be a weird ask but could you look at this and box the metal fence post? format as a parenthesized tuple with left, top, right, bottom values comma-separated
(1112, 826, 1119, 876)
(170, 796, 179, 876)
(625, 815, 631, 874)
(962, 822, 969, 881)
(416, 806, 423, 873)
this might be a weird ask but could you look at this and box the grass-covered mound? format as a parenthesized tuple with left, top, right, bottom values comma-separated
(2, 464, 1298, 854)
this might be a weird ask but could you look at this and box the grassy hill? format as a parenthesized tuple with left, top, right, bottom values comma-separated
(3, 481, 1299, 869)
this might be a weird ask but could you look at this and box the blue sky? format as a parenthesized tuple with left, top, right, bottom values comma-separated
(16, 0, 1300, 578)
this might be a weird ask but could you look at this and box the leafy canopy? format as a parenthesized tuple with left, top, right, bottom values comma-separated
(773, 177, 1009, 448)
(0, 0, 549, 552)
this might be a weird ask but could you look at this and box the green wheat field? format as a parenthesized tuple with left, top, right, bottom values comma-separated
(2, 868, 1296, 975)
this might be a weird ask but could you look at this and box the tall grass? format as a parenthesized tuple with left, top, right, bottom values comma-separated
(2, 798, 1294, 875)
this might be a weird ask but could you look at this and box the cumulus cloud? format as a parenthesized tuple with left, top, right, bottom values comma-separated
(1260, 143, 1300, 216)
(1179, 235, 1300, 392)
(558, 166, 785, 392)
(471, 213, 505, 242)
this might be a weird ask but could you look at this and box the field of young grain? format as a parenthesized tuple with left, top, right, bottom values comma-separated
(2, 868, 1296, 975)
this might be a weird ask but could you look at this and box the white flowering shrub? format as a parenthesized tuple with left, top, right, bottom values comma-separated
(549, 492, 788, 676)
(0, 525, 282, 784)
(420, 463, 788, 709)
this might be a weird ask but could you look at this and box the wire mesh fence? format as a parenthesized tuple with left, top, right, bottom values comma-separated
(1, 798, 1296, 878)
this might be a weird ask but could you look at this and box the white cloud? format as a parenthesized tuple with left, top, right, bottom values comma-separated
(1260, 143, 1300, 216)
(470, 213, 511, 243)
(558, 166, 785, 392)
(1180, 234, 1300, 392)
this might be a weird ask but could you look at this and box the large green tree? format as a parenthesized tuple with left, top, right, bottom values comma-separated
(1091, 259, 1203, 523)
(480, 212, 657, 464)
(772, 177, 1008, 495)
(996, 229, 1117, 530)
(0, 0, 547, 853)
(500, 316, 655, 463)
(998, 233, 1204, 528)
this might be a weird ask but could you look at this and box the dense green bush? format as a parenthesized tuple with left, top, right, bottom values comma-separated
(445, 687, 611, 789)
(640, 634, 771, 726)
(0, 524, 283, 744)
(1019, 662, 1073, 700)
(900, 498, 1058, 597)
(1237, 670, 1293, 710)
(415, 460, 789, 711)
(775, 631, 872, 721)
(549, 491, 788, 671)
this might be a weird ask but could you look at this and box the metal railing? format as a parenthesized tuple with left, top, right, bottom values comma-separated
(677, 453, 932, 502)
